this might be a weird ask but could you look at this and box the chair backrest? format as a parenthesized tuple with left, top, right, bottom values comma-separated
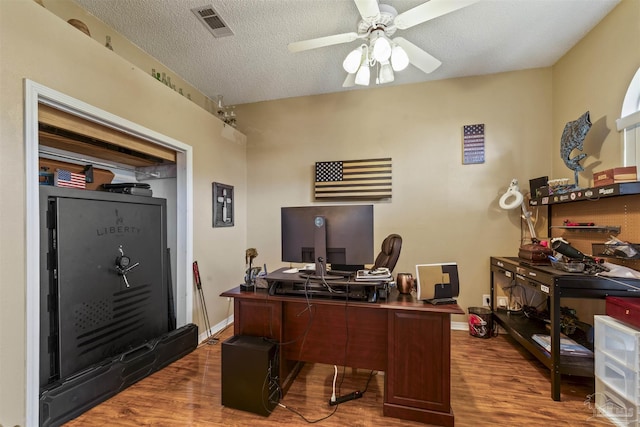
(372, 234, 402, 272)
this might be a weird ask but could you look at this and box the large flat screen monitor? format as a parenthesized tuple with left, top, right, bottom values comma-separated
(281, 205, 374, 276)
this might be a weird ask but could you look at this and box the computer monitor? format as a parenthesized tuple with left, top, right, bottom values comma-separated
(281, 205, 374, 276)
(415, 262, 460, 305)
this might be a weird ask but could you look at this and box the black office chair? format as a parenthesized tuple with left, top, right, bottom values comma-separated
(372, 234, 402, 273)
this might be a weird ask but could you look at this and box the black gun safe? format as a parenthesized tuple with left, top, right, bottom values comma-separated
(38, 186, 197, 427)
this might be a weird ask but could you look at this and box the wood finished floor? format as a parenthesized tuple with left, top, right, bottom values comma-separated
(65, 328, 601, 427)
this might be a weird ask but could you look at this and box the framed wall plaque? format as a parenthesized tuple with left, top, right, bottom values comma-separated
(212, 182, 234, 227)
(462, 123, 485, 164)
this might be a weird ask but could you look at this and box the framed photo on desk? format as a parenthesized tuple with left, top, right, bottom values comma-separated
(213, 182, 234, 227)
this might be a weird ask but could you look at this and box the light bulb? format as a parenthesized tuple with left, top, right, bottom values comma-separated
(355, 63, 370, 86)
(372, 33, 392, 63)
(343, 73, 356, 87)
(378, 61, 394, 84)
(391, 45, 409, 71)
(343, 47, 363, 74)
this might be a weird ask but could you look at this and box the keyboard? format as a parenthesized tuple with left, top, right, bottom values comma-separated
(356, 268, 391, 281)
(297, 269, 354, 279)
(327, 269, 356, 277)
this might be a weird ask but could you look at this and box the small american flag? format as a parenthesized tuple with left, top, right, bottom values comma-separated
(463, 124, 485, 164)
(54, 169, 86, 189)
(315, 158, 392, 199)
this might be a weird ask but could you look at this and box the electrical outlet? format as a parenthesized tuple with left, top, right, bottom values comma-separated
(497, 296, 508, 309)
(482, 294, 490, 307)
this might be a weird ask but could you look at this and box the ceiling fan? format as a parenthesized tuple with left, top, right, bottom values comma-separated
(288, 0, 479, 87)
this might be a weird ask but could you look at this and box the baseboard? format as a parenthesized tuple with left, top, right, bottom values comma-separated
(198, 314, 234, 343)
(451, 321, 468, 331)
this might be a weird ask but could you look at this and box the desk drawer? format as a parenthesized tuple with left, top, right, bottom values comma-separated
(515, 265, 555, 288)
(491, 258, 516, 282)
(491, 257, 517, 270)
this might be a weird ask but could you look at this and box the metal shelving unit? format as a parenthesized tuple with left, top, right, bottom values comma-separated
(490, 256, 640, 401)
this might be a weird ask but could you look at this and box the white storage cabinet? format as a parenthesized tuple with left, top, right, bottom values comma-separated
(594, 315, 640, 427)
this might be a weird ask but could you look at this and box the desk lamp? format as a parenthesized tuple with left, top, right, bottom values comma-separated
(499, 179, 537, 242)
(499, 179, 550, 312)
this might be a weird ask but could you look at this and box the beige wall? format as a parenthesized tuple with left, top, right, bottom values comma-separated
(552, 0, 640, 184)
(0, 0, 246, 424)
(238, 67, 554, 317)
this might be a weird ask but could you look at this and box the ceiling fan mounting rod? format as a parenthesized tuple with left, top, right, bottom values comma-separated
(358, 3, 397, 36)
(365, 22, 397, 38)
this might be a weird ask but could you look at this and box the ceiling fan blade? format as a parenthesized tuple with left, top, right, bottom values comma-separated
(343, 73, 356, 87)
(354, 0, 381, 21)
(288, 32, 359, 53)
(393, 37, 442, 74)
(394, 0, 480, 30)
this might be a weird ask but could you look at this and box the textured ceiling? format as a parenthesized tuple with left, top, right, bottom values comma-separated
(73, 0, 620, 106)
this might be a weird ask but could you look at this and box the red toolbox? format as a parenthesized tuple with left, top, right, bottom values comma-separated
(606, 296, 640, 330)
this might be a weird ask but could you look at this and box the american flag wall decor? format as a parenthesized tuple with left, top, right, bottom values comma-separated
(315, 158, 392, 200)
(54, 169, 86, 189)
(462, 124, 485, 164)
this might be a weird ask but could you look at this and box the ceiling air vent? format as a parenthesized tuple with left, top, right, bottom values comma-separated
(191, 5, 234, 38)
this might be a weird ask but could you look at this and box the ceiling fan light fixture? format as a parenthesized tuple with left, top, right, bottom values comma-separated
(371, 30, 392, 62)
(288, 0, 477, 89)
(355, 62, 370, 86)
(343, 73, 356, 88)
(343, 45, 364, 74)
(391, 44, 409, 71)
(378, 61, 394, 84)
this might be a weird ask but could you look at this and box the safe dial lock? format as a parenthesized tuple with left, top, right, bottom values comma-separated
(116, 254, 131, 269)
(115, 245, 139, 287)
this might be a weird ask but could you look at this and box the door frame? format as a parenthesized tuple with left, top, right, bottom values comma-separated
(24, 79, 193, 425)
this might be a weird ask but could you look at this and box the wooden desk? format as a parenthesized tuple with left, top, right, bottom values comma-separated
(221, 285, 463, 426)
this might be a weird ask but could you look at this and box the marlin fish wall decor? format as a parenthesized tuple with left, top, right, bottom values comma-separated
(560, 111, 592, 189)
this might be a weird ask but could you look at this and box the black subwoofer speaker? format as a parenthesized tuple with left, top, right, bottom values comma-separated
(221, 335, 279, 416)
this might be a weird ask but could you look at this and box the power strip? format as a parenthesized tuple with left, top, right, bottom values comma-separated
(328, 391, 362, 406)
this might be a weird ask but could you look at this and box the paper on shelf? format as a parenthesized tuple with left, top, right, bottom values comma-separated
(531, 334, 593, 357)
